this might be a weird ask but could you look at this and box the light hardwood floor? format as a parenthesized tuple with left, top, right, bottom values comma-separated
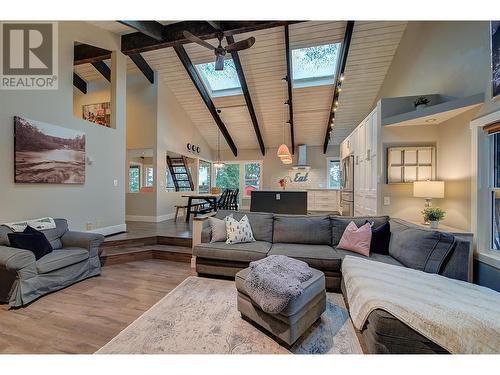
(0, 259, 194, 354)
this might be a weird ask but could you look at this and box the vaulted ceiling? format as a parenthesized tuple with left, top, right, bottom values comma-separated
(80, 21, 407, 152)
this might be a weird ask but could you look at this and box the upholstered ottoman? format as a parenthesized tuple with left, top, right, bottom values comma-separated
(235, 267, 326, 348)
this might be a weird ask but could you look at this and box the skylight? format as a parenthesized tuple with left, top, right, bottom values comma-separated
(292, 43, 341, 88)
(195, 59, 242, 97)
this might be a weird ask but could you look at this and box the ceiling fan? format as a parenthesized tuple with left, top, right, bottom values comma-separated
(183, 30, 255, 71)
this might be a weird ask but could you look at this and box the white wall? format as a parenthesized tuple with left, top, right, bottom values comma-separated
(0, 21, 126, 232)
(376, 21, 497, 230)
(220, 145, 340, 189)
(156, 80, 215, 219)
(125, 74, 158, 220)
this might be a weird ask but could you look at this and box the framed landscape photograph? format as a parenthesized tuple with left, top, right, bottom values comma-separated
(14, 116, 86, 184)
(492, 21, 500, 99)
(82, 102, 111, 127)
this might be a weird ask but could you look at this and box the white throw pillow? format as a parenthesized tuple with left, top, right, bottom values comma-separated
(208, 215, 232, 243)
(225, 215, 255, 244)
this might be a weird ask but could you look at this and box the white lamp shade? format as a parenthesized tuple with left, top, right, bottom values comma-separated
(413, 181, 445, 199)
(281, 155, 293, 164)
(277, 144, 291, 158)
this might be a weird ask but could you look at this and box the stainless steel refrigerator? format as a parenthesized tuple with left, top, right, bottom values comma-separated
(340, 155, 354, 216)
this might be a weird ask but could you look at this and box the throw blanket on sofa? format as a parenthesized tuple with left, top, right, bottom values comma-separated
(3, 217, 56, 232)
(342, 256, 500, 354)
(244, 255, 313, 314)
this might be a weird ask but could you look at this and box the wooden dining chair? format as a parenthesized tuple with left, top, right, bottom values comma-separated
(217, 189, 230, 210)
(228, 189, 239, 210)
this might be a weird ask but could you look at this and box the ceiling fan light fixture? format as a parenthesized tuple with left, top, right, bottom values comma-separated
(213, 162, 225, 169)
(282, 155, 293, 164)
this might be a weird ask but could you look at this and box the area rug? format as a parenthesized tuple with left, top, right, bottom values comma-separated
(96, 276, 362, 354)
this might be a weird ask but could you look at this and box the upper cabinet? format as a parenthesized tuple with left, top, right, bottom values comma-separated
(346, 106, 379, 217)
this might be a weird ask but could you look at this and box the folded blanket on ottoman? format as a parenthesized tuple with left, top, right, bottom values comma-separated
(342, 256, 500, 354)
(244, 255, 313, 314)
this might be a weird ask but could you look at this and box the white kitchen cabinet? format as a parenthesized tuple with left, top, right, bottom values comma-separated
(307, 189, 340, 213)
(349, 106, 380, 216)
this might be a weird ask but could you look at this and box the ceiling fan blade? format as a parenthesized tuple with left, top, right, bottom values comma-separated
(183, 30, 216, 50)
(225, 37, 256, 53)
(214, 54, 225, 71)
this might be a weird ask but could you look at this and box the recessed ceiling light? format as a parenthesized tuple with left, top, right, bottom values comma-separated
(425, 118, 437, 123)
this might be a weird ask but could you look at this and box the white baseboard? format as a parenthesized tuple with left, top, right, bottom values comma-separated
(126, 213, 179, 223)
(88, 223, 127, 236)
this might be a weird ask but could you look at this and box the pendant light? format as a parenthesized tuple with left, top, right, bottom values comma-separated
(213, 129, 225, 169)
(282, 154, 293, 164)
(277, 78, 291, 159)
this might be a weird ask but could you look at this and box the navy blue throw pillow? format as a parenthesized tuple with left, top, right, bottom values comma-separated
(366, 220, 391, 255)
(8, 226, 53, 260)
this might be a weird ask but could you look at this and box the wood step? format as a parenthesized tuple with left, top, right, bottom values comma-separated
(100, 235, 192, 251)
(100, 244, 192, 266)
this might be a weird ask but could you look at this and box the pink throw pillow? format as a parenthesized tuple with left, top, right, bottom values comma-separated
(337, 221, 372, 257)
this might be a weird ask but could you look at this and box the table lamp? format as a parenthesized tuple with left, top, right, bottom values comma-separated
(413, 180, 445, 208)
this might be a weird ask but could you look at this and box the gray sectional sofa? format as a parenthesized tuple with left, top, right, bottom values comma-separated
(193, 210, 473, 354)
(194, 210, 472, 292)
(0, 219, 104, 308)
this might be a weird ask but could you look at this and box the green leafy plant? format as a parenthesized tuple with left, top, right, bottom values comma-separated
(414, 96, 430, 108)
(422, 207, 446, 222)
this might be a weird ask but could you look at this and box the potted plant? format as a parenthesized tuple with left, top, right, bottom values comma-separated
(414, 96, 430, 110)
(278, 176, 292, 190)
(422, 207, 446, 229)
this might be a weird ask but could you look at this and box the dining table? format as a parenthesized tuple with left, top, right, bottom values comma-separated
(182, 194, 220, 222)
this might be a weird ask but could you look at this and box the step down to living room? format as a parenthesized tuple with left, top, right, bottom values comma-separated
(100, 238, 192, 266)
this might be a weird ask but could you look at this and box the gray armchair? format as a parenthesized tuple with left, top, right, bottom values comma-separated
(0, 219, 104, 308)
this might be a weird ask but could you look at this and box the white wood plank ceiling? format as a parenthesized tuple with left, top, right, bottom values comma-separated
(82, 21, 407, 151)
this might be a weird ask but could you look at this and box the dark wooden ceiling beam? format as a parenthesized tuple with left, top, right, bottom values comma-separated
(74, 43, 111, 65)
(284, 25, 295, 155)
(129, 53, 155, 84)
(118, 21, 164, 41)
(206, 21, 222, 31)
(91, 61, 111, 82)
(323, 21, 355, 154)
(226, 35, 265, 156)
(173, 44, 238, 157)
(73, 73, 87, 94)
(122, 21, 303, 55)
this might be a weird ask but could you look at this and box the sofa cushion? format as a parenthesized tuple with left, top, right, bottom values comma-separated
(8, 226, 53, 260)
(268, 243, 341, 271)
(0, 225, 13, 246)
(337, 222, 372, 256)
(388, 221, 455, 273)
(40, 218, 68, 250)
(36, 247, 89, 274)
(331, 216, 389, 247)
(193, 241, 271, 262)
(208, 216, 228, 243)
(215, 210, 273, 243)
(335, 248, 404, 267)
(273, 215, 331, 245)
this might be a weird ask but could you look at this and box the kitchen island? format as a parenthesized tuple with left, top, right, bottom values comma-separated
(250, 190, 307, 214)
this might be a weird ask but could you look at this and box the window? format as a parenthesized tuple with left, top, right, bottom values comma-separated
(166, 167, 192, 192)
(327, 159, 341, 189)
(129, 166, 140, 193)
(215, 163, 240, 192)
(244, 162, 261, 197)
(291, 43, 341, 88)
(198, 160, 211, 194)
(214, 161, 263, 206)
(491, 134, 500, 250)
(144, 167, 154, 187)
(196, 59, 242, 97)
